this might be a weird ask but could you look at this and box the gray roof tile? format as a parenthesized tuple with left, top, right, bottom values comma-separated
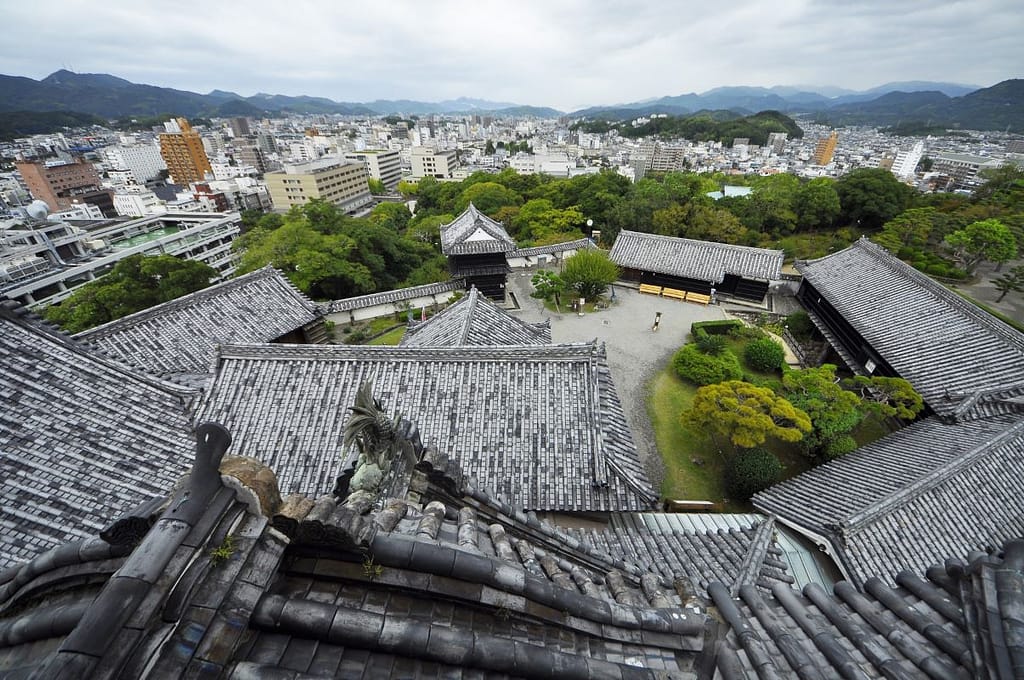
(195, 342, 655, 512)
(76, 267, 320, 381)
(328, 279, 465, 314)
(754, 414, 1024, 587)
(609, 230, 784, 283)
(0, 303, 195, 571)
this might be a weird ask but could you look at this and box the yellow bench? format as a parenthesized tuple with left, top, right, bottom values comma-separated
(638, 283, 663, 296)
(685, 292, 711, 305)
(662, 287, 687, 301)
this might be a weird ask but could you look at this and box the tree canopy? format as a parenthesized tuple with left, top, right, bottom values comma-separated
(234, 200, 446, 299)
(560, 249, 620, 300)
(944, 218, 1018, 273)
(835, 168, 914, 230)
(44, 254, 216, 333)
(684, 380, 812, 449)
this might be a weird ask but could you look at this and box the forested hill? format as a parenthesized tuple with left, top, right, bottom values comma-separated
(574, 110, 804, 146)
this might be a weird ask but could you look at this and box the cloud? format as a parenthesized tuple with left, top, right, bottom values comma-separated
(1, 0, 1020, 110)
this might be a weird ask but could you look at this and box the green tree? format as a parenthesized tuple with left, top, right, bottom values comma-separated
(873, 207, 936, 251)
(684, 380, 811, 449)
(993, 265, 1024, 302)
(511, 199, 585, 244)
(405, 214, 451, 246)
(367, 178, 386, 195)
(794, 178, 841, 231)
(843, 376, 924, 420)
(530, 270, 566, 311)
(44, 254, 216, 333)
(397, 180, 418, 198)
(944, 219, 1018, 273)
(484, 139, 496, 155)
(781, 365, 865, 458)
(454, 181, 523, 216)
(835, 168, 914, 229)
(560, 249, 620, 300)
(369, 202, 412, 231)
(672, 344, 743, 386)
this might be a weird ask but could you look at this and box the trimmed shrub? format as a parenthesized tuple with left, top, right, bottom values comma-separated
(672, 344, 743, 386)
(744, 338, 786, 372)
(728, 324, 767, 341)
(695, 331, 728, 356)
(823, 435, 858, 460)
(785, 310, 815, 340)
(691, 319, 743, 338)
(725, 448, 784, 501)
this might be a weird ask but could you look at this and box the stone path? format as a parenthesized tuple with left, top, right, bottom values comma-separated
(505, 269, 727, 492)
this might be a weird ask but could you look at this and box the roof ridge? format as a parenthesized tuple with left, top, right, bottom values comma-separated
(730, 517, 776, 596)
(458, 286, 479, 345)
(842, 417, 1024, 534)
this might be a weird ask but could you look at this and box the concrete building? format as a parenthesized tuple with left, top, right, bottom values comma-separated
(100, 143, 167, 184)
(812, 131, 839, 166)
(0, 211, 241, 307)
(343, 150, 402, 188)
(411, 146, 459, 179)
(15, 157, 114, 216)
(113, 186, 164, 217)
(159, 118, 213, 185)
(265, 157, 373, 213)
(229, 117, 251, 138)
(890, 140, 925, 179)
(929, 151, 1004, 191)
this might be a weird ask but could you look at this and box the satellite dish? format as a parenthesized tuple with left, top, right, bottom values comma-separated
(26, 200, 50, 220)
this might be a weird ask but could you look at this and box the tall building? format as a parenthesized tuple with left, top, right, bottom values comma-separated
(890, 140, 925, 179)
(100, 143, 167, 184)
(264, 157, 373, 213)
(14, 157, 114, 215)
(159, 118, 213, 185)
(411, 147, 459, 179)
(343, 150, 402, 189)
(812, 131, 838, 166)
(766, 132, 788, 155)
(229, 117, 251, 138)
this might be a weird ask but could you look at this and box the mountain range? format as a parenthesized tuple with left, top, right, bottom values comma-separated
(0, 70, 1021, 132)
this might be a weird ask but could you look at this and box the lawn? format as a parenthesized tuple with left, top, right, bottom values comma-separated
(366, 326, 406, 345)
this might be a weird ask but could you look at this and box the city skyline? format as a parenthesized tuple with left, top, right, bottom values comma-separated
(2, 0, 1021, 112)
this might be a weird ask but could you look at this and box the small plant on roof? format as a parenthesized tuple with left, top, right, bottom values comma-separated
(209, 535, 235, 566)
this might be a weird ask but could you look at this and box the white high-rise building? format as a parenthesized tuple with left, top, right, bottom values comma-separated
(100, 144, 167, 184)
(891, 140, 925, 179)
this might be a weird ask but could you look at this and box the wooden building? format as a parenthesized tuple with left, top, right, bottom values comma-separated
(609, 230, 784, 302)
(440, 203, 516, 301)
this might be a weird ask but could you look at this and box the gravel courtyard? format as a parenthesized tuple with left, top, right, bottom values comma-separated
(505, 269, 728, 491)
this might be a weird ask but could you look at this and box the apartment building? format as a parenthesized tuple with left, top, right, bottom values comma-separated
(264, 157, 373, 213)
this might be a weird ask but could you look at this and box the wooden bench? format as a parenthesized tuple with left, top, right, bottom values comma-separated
(661, 287, 687, 301)
(638, 283, 663, 296)
(685, 291, 711, 305)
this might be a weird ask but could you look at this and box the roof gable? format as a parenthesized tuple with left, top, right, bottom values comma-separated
(440, 203, 516, 255)
(401, 287, 551, 346)
(75, 267, 321, 381)
(609, 230, 784, 283)
(797, 238, 1024, 416)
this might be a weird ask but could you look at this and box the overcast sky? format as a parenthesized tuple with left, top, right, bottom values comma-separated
(3, 0, 1021, 111)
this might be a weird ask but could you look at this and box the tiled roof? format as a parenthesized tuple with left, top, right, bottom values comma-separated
(75, 266, 321, 381)
(710, 541, 1024, 679)
(753, 414, 1024, 587)
(510, 238, 596, 259)
(401, 287, 551, 346)
(440, 203, 516, 255)
(327, 279, 464, 313)
(567, 513, 795, 598)
(609, 230, 784, 283)
(797, 238, 1024, 416)
(0, 302, 195, 571)
(0, 436, 707, 679)
(195, 342, 656, 512)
